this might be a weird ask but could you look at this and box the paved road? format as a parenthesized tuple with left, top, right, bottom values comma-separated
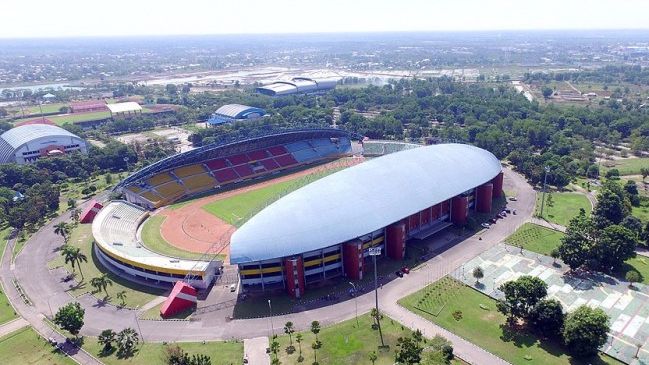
(0, 317, 29, 337)
(244, 337, 270, 364)
(8, 167, 534, 364)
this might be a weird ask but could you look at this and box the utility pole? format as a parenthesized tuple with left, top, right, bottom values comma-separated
(368, 247, 384, 347)
(540, 166, 550, 218)
(268, 299, 274, 337)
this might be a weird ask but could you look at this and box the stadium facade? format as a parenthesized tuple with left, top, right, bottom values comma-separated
(255, 77, 338, 96)
(230, 143, 503, 298)
(0, 124, 87, 164)
(207, 104, 266, 125)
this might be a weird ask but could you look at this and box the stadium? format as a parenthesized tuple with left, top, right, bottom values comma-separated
(0, 124, 87, 164)
(90, 127, 502, 311)
(255, 77, 338, 96)
(207, 104, 266, 125)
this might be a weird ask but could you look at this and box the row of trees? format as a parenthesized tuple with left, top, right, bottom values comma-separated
(495, 275, 609, 358)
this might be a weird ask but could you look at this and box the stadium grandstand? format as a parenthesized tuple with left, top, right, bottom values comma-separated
(255, 77, 338, 96)
(116, 129, 354, 209)
(70, 100, 108, 113)
(361, 140, 421, 156)
(230, 143, 503, 298)
(0, 124, 87, 164)
(92, 200, 220, 289)
(107, 102, 143, 118)
(207, 104, 266, 126)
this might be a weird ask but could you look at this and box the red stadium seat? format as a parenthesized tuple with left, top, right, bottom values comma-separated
(228, 154, 250, 166)
(260, 158, 280, 171)
(213, 168, 238, 183)
(205, 158, 227, 170)
(267, 145, 288, 156)
(275, 154, 298, 167)
(233, 164, 254, 177)
(247, 149, 268, 161)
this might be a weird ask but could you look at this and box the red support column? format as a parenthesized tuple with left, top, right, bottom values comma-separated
(283, 257, 306, 298)
(492, 171, 504, 198)
(476, 183, 494, 213)
(386, 222, 406, 260)
(451, 196, 468, 225)
(342, 240, 364, 280)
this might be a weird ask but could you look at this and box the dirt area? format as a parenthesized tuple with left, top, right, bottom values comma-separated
(115, 126, 194, 153)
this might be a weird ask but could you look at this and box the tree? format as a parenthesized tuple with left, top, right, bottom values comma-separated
(641, 167, 649, 182)
(116, 327, 140, 358)
(624, 180, 640, 206)
(70, 208, 81, 224)
(67, 198, 76, 210)
(284, 321, 295, 347)
(370, 307, 385, 347)
(53, 302, 85, 337)
(61, 245, 88, 279)
(90, 273, 113, 297)
(295, 333, 303, 361)
(420, 335, 454, 365)
(530, 299, 564, 337)
(395, 335, 423, 364)
(311, 341, 319, 365)
(622, 215, 643, 237)
(593, 188, 627, 226)
(605, 169, 620, 179)
(542, 87, 553, 99)
(626, 270, 641, 288)
(591, 225, 637, 271)
(164, 345, 211, 365)
(116, 290, 127, 307)
(54, 222, 71, 242)
(270, 336, 280, 361)
(496, 276, 548, 322)
(368, 351, 378, 365)
(472, 267, 484, 285)
(310, 321, 321, 345)
(562, 306, 609, 357)
(98, 329, 117, 353)
(550, 248, 560, 265)
(558, 209, 593, 270)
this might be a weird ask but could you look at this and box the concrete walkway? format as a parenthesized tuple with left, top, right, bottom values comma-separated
(529, 217, 566, 232)
(0, 317, 29, 337)
(244, 337, 270, 365)
(139, 296, 167, 312)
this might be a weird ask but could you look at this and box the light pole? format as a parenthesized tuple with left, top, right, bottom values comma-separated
(268, 299, 274, 337)
(368, 247, 385, 347)
(540, 166, 550, 218)
(348, 282, 358, 327)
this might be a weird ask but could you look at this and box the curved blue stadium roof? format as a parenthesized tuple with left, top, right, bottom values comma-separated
(214, 104, 265, 119)
(0, 124, 82, 163)
(230, 143, 502, 264)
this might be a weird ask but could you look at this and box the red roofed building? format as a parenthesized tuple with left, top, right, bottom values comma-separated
(79, 200, 103, 224)
(160, 281, 197, 318)
(70, 100, 108, 113)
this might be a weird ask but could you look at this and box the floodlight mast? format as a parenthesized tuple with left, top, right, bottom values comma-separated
(368, 247, 385, 346)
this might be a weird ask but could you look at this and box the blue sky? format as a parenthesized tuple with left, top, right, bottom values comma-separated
(2, 0, 649, 38)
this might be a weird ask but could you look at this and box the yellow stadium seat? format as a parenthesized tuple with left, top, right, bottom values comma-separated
(182, 173, 217, 192)
(141, 191, 162, 204)
(174, 164, 206, 178)
(155, 181, 185, 199)
(147, 173, 174, 187)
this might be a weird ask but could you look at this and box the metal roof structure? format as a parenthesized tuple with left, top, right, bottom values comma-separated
(0, 124, 82, 163)
(214, 104, 265, 119)
(107, 102, 142, 114)
(230, 143, 502, 264)
(255, 77, 338, 96)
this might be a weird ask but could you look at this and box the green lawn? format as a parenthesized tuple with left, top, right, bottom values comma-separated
(81, 335, 242, 365)
(535, 191, 592, 226)
(399, 277, 622, 365)
(6, 102, 69, 116)
(504, 223, 564, 256)
(0, 225, 18, 325)
(202, 168, 340, 226)
(601, 157, 649, 176)
(632, 198, 649, 223)
(47, 223, 165, 308)
(140, 215, 209, 260)
(0, 326, 75, 365)
(273, 313, 464, 365)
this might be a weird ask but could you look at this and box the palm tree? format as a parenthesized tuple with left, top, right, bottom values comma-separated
(98, 329, 116, 352)
(311, 341, 319, 365)
(284, 321, 295, 346)
(295, 333, 303, 360)
(270, 336, 280, 361)
(62, 245, 88, 279)
(116, 291, 127, 307)
(310, 321, 321, 343)
(70, 208, 81, 224)
(54, 222, 70, 242)
(368, 351, 378, 365)
(472, 267, 484, 285)
(90, 274, 113, 297)
(370, 308, 385, 347)
(116, 327, 139, 357)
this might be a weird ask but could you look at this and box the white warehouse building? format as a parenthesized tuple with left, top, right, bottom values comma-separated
(0, 124, 88, 164)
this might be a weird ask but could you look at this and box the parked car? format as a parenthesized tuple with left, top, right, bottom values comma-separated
(481, 223, 490, 228)
(505, 209, 511, 214)
(489, 218, 497, 224)
(229, 284, 236, 292)
(395, 271, 404, 278)
(401, 266, 410, 274)
(512, 209, 517, 215)
(509, 197, 517, 201)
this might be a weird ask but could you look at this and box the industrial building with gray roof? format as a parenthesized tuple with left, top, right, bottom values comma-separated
(0, 124, 87, 164)
(255, 77, 338, 96)
(230, 143, 504, 298)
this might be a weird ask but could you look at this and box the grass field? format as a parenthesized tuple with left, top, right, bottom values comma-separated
(0, 226, 18, 325)
(632, 199, 649, 223)
(140, 215, 209, 260)
(202, 167, 341, 226)
(601, 157, 649, 176)
(5, 102, 69, 116)
(399, 277, 622, 365)
(273, 313, 464, 365)
(82, 336, 243, 365)
(47, 224, 165, 308)
(535, 191, 592, 226)
(504, 223, 564, 256)
(0, 326, 75, 365)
